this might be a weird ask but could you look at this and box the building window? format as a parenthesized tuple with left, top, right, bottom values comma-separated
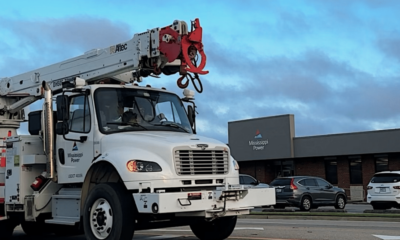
(375, 156, 388, 172)
(325, 160, 338, 184)
(349, 157, 362, 184)
(273, 160, 294, 178)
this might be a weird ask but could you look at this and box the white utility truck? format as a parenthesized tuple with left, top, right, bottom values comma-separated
(0, 19, 275, 240)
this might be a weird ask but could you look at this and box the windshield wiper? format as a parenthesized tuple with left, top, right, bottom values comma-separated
(107, 122, 147, 130)
(154, 122, 189, 133)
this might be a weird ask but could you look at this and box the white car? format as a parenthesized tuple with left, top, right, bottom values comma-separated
(367, 171, 400, 210)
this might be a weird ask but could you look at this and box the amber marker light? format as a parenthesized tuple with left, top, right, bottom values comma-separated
(126, 160, 162, 172)
(127, 160, 138, 172)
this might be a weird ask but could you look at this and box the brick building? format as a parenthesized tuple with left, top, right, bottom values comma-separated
(228, 114, 400, 200)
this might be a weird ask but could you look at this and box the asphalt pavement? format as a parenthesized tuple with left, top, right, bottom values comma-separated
(253, 203, 373, 213)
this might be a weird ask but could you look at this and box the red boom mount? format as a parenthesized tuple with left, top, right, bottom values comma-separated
(159, 18, 208, 93)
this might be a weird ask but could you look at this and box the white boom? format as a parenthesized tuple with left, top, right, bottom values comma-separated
(0, 19, 207, 121)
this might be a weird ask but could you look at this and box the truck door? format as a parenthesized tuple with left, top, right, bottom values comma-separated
(56, 93, 94, 184)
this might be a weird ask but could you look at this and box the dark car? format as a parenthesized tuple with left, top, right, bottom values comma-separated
(239, 174, 269, 188)
(269, 176, 347, 211)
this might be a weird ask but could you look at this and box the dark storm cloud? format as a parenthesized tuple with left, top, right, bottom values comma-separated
(192, 35, 400, 142)
(377, 34, 400, 63)
(1, 9, 400, 144)
(0, 16, 131, 51)
(0, 16, 132, 77)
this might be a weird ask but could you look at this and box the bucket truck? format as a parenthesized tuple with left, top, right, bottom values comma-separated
(0, 18, 275, 240)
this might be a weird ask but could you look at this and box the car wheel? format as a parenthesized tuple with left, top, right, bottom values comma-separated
(334, 195, 346, 209)
(300, 196, 312, 211)
(372, 203, 390, 210)
(83, 183, 135, 240)
(190, 216, 237, 240)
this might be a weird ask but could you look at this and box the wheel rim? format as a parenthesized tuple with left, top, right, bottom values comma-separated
(303, 198, 311, 210)
(337, 197, 345, 209)
(90, 198, 113, 239)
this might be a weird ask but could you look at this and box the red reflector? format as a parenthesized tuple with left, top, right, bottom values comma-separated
(0, 157, 5, 167)
(0, 198, 4, 204)
(290, 178, 298, 190)
(188, 192, 202, 200)
(7, 131, 12, 137)
(0, 183, 4, 186)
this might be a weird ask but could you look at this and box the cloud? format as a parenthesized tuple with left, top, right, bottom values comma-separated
(188, 34, 400, 142)
(377, 33, 400, 63)
(2, 5, 400, 145)
(0, 16, 132, 76)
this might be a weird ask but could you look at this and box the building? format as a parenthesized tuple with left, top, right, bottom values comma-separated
(228, 114, 400, 201)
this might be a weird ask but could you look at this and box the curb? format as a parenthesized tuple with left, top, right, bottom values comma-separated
(241, 214, 400, 222)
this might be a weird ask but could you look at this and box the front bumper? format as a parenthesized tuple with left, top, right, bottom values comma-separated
(133, 185, 275, 218)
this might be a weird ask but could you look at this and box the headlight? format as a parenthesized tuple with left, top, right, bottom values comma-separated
(233, 160, 240, 170)
(126, 160, 162, 172)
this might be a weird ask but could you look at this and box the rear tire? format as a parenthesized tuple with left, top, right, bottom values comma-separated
(300, 196, 312, 211)
(0, 219, 18, 240)
(190, 216, 237, 240)
(83, 183, 135, 240)
(334, 195, 346, 209)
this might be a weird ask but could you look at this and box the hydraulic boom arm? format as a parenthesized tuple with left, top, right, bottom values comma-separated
(0, 19, 208, 117)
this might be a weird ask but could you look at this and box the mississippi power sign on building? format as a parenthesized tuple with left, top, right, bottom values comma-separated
(228, 115, 295, 161)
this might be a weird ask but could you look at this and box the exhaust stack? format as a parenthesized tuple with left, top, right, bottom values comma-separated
(42, 81, 55, 180)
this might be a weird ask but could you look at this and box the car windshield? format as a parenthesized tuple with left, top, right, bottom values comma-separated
(370, 173, 400, 183)
(94, 88, 192, 134)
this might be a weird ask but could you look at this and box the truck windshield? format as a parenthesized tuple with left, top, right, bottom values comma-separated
(94, 88, 192, 134)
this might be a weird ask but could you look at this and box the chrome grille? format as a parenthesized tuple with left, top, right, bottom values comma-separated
(174, 150, 229, 175)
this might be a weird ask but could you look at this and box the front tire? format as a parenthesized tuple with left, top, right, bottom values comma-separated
(334, 195, 346, 209)
(83, 183, 135, 240)
(0, 219, 18, 240)
(300, 196, 312, 211)
(190, 216, 237, 240)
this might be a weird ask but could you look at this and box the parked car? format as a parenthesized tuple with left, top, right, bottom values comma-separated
(239, 174, 269, 188)
(367, 171, 400, 210)
(269, 176, 347, 211)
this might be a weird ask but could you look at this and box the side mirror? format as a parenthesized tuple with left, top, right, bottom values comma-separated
(187, 105, 196, 132)
(56, 95, 69, 121)
(252, 180, 260, 186)
(326, 185, 333, 189)
(56, 122, 69, 135)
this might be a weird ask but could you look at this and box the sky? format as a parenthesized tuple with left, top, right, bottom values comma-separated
(1, 0, 400, 144)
